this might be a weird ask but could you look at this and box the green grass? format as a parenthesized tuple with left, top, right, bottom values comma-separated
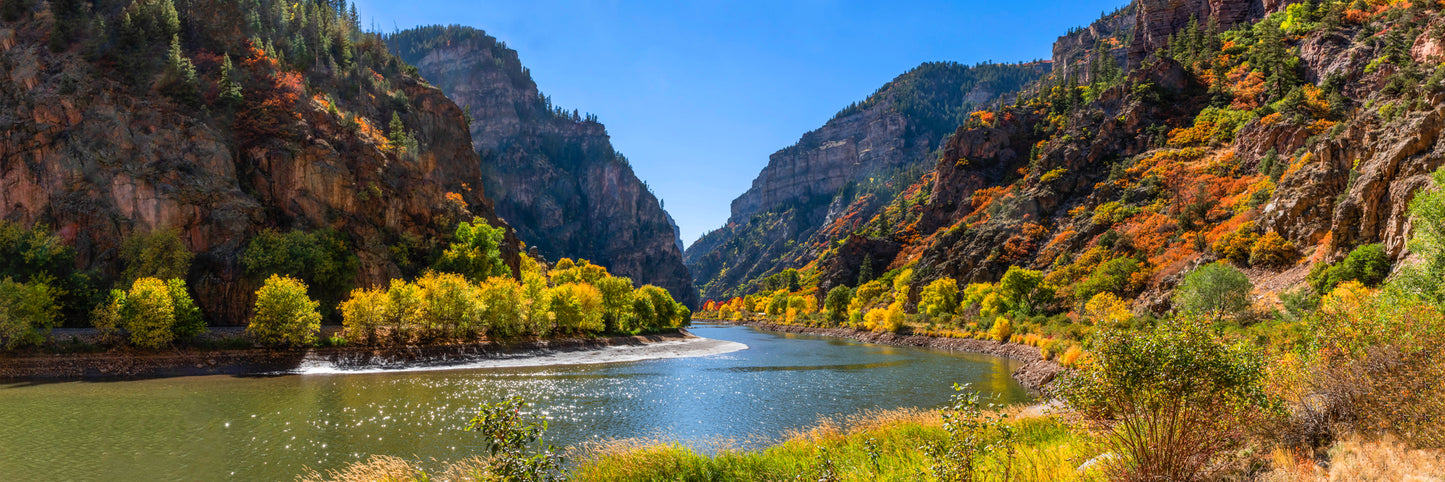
(568, 408, 1100, 482)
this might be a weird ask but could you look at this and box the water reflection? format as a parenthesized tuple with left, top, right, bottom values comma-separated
(0, 323, 1031, 481)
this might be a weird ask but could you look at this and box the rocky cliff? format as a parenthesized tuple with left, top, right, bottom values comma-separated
(686, 62, 1049, 301)
(1052, 4, 1136, 82)
(386, 26, 697, 308)
(809, 0, 1445, 314)
(0, 1, 514, 324)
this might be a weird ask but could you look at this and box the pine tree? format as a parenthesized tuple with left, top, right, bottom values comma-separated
(857, 255, 875, 286)
(160, 34, 200, 106)
(218, 54, 244, 108)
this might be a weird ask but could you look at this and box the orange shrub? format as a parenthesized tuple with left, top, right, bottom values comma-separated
(1250, 231, 1298, 268)
(1214, 222, 1259, 264)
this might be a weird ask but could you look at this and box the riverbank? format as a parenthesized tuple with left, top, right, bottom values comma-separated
(719, 320, 1064, 391)
(0, 330, 697, 380)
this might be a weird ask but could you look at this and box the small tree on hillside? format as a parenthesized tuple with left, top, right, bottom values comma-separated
(1173, 262, 1253, 321)
(120, 228, 193, 285)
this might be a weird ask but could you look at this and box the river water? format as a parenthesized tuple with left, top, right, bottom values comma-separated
(0, 322, 1031, 480)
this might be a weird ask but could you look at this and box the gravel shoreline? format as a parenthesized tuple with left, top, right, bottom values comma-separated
(0, 330, 694, 380)
(724, 321, 1065, 392)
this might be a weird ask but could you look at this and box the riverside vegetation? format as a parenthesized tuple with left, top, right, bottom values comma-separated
(1, 217, 689, 352)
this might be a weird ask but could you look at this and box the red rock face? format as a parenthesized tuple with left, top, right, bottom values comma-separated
(0, 17, 512, 325)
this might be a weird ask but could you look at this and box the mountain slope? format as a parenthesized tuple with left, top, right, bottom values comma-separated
(386, 26, 697, 308)
(685, 61, 1050, 302)
(0, 0, 513, 324)
(712, 0, 1445, 321)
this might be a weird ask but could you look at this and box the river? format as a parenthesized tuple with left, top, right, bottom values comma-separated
(0, 322, 1031, 480)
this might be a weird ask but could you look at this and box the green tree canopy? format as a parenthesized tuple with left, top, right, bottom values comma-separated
(1173, 262, 1253, 320)
(434, 218, 511, 283)
(120, 228, 193, 284)
(242, 228, 358, 319)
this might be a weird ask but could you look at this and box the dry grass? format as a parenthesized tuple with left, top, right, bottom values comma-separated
(297, 455, 493, 482)
(1260, 434, 1445, 481)
(569, 405, 1097, 482)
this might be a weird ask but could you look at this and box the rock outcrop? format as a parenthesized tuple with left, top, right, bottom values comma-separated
(387, 26, 697, 308)
(1052, 5, 1136, 82)
(1127, 0, 1298, 67)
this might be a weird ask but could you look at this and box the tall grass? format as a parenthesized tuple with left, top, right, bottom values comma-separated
(568, 407, 1099, 482)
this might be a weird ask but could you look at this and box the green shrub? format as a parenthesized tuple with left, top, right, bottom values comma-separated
(1174, 262, 1253, 321)
(595, 276, 635, 333)
(1074, 258, 1141, 304)
(823, 286, 853, 323)
(0, 221, 95, 325)
(0, 277, 60, 349)
(1310, 243, 1391, 294)
(120, 229, 193, 284)
(925, 383, 1017, 481)
(249, 275, 322, 347)
(464, 397, 565, 481)
(434, 217, 511, 282)
(166, 278, 206, 341)
(242, 228, 359, 319)
(1059, 319, 1273, 480)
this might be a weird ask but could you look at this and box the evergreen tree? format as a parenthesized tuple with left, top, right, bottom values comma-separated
(857, 255, 875, 286)
(218, 54, 244, 108)
(159, 34, 201, 106)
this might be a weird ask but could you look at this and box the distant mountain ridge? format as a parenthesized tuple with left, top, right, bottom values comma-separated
(685, 61, 1050, 301)
(387, 25, 698, 307)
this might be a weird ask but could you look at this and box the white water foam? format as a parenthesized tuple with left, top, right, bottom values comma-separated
(293, 337, 748, 375)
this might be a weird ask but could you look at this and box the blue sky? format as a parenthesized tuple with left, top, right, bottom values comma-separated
(354, 0, 1127, 246)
